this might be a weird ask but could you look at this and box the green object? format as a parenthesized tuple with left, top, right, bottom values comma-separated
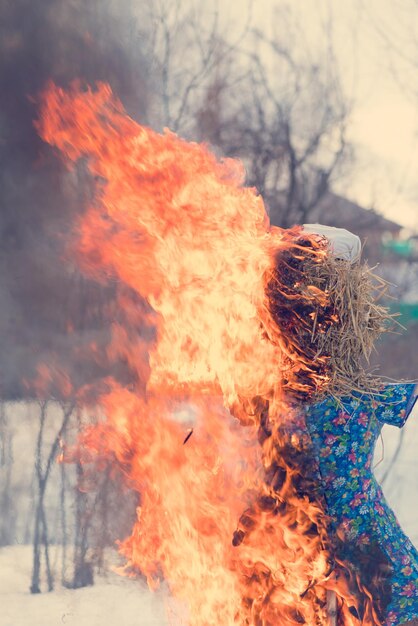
(389, 302, 418, 325)
(382, 239, 414, 257)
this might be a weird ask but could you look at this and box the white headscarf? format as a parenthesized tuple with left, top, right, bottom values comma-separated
(303, 223, 361, 262)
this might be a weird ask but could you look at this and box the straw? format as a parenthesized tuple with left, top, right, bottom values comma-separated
(262, 234, 394, 401)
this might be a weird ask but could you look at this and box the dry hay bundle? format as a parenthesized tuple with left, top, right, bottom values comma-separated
(263, 230, 394, 400)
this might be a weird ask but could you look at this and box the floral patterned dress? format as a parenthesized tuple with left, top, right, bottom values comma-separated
(304, 383, 418, 626)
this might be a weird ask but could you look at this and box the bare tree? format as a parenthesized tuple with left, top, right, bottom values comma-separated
(138, 0, 253, 134)
(30, 400, 74, 594)
(71, 407, 94, 590)
(0, 403, 15, 546)
(59, 422, 70, 585)
(193, 14, 349, 227)
(139, 1, 350, 227)
(134, 1, 352, 228)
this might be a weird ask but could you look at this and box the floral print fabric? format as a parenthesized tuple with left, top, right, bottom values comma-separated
(304, 383, 418, 626)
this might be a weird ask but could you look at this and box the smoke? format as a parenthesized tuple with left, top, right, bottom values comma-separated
(0, 0, 150, 397)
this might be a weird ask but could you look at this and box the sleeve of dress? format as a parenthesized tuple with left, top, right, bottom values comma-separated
(371, 383, 418, 428)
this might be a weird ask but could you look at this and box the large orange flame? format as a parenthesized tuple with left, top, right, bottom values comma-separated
(36, 83, 377, 625)
(37, 82, 292, 403)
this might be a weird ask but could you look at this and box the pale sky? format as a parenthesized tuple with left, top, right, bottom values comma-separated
(223, 0, 418, 230)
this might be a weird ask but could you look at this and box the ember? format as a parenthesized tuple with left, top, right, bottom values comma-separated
(36, 82, 387, 625)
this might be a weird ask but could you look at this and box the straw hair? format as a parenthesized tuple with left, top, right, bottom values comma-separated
(263, 232, 393, 401)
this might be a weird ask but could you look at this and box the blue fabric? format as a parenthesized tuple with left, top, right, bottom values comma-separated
(304, 383, 418, 626)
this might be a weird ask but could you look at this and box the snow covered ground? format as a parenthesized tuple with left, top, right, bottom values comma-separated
(1, 545, 170, 626)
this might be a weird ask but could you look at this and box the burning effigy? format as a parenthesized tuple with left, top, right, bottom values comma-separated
(36, 83, 417, 626)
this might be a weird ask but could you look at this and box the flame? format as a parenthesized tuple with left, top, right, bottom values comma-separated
(36, 83, 379, 625)
(37, 81, 290, 404)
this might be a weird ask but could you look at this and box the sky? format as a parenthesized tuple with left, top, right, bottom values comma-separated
(223, 0, 418, 230)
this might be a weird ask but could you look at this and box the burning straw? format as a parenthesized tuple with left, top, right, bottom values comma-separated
(263, 229, 393, 401)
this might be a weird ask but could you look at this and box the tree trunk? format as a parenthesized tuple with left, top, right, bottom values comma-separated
(41, 506, 54, 591)
(30, 401, 74, 593)
(0, 403, 15, 546)
(30, 496, 43, 594)
(60, 459, 68, 585)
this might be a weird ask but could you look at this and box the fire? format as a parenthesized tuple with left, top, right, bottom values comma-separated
(37, 81, 286, 403)
(36, 83, 377, 625)
(80, 387, 261, 625)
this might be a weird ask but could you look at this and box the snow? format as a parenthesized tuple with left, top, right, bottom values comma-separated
(376, 400, 418, 547)
(1, 546, 169, 626)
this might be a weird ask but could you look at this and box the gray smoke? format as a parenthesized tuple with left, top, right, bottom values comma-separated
(0, 0, 150, 398)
